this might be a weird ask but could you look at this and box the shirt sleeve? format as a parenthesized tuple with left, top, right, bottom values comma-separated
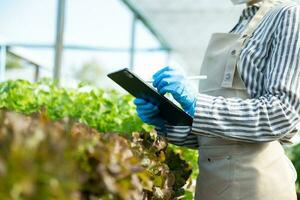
(155, 125, 198, 149)
(191, 6, 300, 142)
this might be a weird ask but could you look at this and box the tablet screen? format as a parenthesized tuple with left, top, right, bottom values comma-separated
(107, 68, 193, 126)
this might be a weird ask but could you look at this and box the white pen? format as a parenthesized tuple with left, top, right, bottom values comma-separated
(146, 75, 207, 83)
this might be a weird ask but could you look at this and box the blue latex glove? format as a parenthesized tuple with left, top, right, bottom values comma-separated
(153, 66, 196, 116)
(134, 98, 166, 128)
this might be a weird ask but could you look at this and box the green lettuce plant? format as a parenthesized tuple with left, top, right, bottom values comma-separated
(0, 79, 198, 199)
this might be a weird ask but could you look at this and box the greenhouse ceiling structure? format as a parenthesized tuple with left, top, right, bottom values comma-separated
(121, 0, 244, 75)
(0, 0, 244, 84)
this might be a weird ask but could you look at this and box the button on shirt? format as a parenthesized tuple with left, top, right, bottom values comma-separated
(156, 3, 300, 147)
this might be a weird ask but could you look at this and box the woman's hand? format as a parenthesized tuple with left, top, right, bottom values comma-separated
(152, 66, 196, 116)
(134, 98, 166, 128)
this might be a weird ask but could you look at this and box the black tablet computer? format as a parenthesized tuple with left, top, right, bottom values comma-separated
(107, 68, 193, 126)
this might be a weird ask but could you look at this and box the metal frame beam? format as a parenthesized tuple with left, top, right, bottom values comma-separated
(120, 0, 171, 51)
(6, 44, 167, 52)
(7, 49, 41, 82)
(54, 0, 66, 84)
(0, 44, 6, 82)
(129, 15, 137, 70)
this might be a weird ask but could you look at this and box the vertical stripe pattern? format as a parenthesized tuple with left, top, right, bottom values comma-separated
(157, 3, 300, 146)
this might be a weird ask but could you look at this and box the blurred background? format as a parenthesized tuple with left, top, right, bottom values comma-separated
(0, 0, 245, 88)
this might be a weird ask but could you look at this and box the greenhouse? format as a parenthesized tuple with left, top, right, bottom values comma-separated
(1, 0, 300, 199)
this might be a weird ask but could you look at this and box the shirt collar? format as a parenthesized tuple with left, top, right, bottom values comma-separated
(240, 5, 260, 20)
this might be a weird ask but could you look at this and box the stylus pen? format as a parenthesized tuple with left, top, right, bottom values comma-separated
(146, 75, 207, 83)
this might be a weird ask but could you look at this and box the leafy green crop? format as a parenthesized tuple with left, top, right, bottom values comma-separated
(0, 110, 192, 200)
(285, 144, 300, 191)
(0, 79, 150, 134)
(0, 79, 198, 199)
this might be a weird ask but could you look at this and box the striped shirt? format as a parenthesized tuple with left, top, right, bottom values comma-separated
(156, 2, 300, 148)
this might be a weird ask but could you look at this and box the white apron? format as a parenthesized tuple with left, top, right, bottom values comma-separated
(195, 0, 297, 199)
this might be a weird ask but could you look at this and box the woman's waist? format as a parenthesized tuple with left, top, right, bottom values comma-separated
(197, 135, 240, 146)
(197, 135, 285, 157)
(195, 130, 298, 146)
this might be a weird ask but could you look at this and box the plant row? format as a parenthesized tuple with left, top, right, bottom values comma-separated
(0, 79, 198, 199)
(0, 110, 193, 199)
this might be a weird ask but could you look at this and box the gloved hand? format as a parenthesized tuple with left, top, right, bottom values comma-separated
(152, 66, 196, 116)
(134, 98, 166, 128)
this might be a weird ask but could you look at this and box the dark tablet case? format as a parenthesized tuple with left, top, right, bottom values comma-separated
(107, 68, 193, 126)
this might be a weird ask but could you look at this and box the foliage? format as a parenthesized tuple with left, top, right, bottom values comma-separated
(0, 110, 192, 200)
(286, 144, 300, 191)
(0, 79, 198, 199)
(170, 145, 198, 179)
(0, 79, 149, 134)
(6, 53, 23, 70)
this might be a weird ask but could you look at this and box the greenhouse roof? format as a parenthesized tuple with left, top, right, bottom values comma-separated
(123, 0, 244, 75)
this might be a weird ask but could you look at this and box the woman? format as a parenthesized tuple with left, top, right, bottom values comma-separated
(135, 0, 300, 199)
